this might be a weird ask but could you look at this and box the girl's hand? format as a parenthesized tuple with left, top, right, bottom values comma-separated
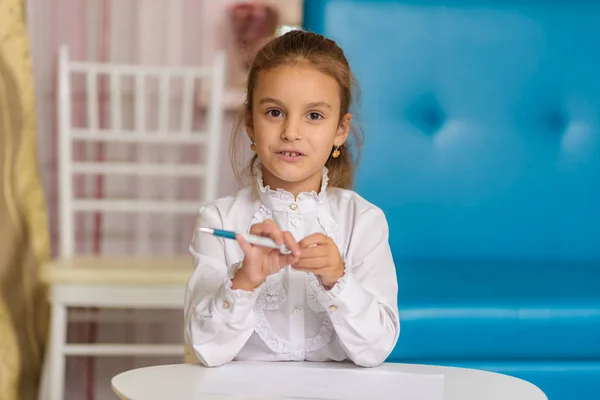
(232, 220, 300, 291)
(292, 233, 344, 289)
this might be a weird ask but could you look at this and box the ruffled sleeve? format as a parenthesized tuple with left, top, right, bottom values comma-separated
(315, 206, 400, 367)
(184, 205, 259, 367)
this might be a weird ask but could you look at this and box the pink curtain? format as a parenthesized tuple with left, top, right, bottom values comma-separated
(27, 1, 216, 398)
(28, 0, 209, 258)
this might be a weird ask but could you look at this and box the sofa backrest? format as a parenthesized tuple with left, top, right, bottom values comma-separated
(304, 0, 600, 261)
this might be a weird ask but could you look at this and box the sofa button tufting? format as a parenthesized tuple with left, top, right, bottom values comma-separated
(545, 110, 568, 133)
(406, 94, 446, 135)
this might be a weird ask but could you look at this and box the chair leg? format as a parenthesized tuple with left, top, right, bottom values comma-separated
(37, 342, 51, 400)
(47, 303, 67, 400)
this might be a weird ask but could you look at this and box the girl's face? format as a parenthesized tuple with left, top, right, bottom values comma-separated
(246, 64, 351, 196)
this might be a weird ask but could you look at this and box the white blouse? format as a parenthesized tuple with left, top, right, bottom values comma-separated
(184, 168, 400, 368)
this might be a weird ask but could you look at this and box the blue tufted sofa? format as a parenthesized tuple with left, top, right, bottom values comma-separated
(303, 1, 600, 399)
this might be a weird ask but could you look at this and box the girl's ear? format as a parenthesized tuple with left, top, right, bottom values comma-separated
(245, 108, 254, 140)
(335, 112, 352, 145)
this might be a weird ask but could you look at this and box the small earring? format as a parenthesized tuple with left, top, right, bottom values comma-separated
(250, 141, 256, 152)
(332, 144, 341, 158)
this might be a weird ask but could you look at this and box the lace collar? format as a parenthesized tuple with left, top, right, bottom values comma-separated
(256, 166, 329, 213)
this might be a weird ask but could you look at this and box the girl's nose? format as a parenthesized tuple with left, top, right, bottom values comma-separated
(280, 119, 301, 141)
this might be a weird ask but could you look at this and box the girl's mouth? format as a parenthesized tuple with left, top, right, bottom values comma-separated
(276, 151, 304, 162)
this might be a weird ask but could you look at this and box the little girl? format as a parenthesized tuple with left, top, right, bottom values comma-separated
(184, 30, 400, 368)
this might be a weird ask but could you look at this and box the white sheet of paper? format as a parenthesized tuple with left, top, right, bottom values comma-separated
(192, 363, 444, 400)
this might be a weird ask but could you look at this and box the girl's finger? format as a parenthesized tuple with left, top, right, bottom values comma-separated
(250, 221, 284, 246)
(299, 233, 330, 249)
(296, 245, 328, 259)
(292, 257, 328, 270)
(281, 253, 300, 267)
(235, 234, 253, 255)
(282, 231, 300, 256)
(292, 267, 325, 276)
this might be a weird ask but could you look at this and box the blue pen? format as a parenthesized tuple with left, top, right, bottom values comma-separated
(198, 227, 292, 255)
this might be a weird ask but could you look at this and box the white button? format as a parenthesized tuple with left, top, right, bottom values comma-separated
(294, 350, 302, 357)
(293, 308, 300, 316)
(290, 219, 298, 227)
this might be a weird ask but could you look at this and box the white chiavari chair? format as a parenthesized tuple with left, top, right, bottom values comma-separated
(39, 44, 226, 400)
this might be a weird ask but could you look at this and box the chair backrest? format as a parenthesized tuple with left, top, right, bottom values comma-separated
(57, 45, 227, 258)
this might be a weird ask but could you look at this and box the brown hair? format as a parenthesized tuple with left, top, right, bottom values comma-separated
(229, 29, 364, 190)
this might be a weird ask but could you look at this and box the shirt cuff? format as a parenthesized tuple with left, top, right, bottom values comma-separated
(316, 267, 364, 318)
(212, 262, 260, 321)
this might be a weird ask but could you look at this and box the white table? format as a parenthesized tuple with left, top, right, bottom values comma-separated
(111, 361, 547, 400)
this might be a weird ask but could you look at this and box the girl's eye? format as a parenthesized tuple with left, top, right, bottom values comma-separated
(307, 112, 323, 121)
(266, 109, 283, 118)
